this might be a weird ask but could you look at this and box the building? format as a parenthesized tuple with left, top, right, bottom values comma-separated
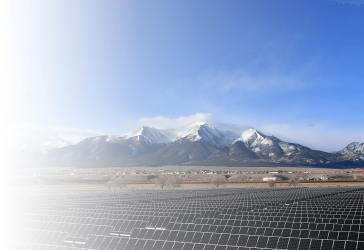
(270, 170, 282, 174)
(263, 177, 277, 181)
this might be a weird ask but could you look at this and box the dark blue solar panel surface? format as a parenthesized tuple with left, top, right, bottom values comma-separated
(5, 187, 364, 249)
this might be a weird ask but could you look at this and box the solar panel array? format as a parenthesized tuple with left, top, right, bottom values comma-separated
(5, 187, 364, 250)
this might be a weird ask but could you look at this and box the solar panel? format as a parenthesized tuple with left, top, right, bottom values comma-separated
(5, 187, 364, 250)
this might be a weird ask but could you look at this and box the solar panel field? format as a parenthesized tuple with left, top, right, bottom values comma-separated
(5, 187, 364, 250)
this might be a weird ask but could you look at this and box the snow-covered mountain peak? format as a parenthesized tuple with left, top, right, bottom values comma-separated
(196, 123, 215, 130)
(123, 126, 170, 145)
(172, 123, 235, 148)
(174, 123, 215, 140)
(338, 142, 364, 155)
(75, 126, 171, 147)
(187, 121, 209, 128)
(239, 128, 281, 145)
(234, 128, 310, 156)
(241, 128, 265, 141)
(239, 129, 273, 147)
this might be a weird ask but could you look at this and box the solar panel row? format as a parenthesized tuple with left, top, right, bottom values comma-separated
(5, 187, 364, 250)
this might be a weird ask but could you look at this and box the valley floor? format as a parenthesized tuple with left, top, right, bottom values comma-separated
(11, 180, 364, 192)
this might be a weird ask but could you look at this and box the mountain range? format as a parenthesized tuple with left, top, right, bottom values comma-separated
(13, 123, 364, 168)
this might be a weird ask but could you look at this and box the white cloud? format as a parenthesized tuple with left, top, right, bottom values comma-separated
(137, 113, 252, 134)
(137, 113, 214, 130)
(259, 123, 364, 152)
(326, 0, 364, 6)
(210, 122, 252, 134)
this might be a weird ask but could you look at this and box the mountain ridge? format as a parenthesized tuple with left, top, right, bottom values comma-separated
(338, 142, 364, 155)
(11, 123, 364, 168)
(172, 123, 236, 148)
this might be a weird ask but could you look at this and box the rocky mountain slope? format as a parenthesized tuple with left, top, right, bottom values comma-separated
(126, 124, 232, 166)
(124, 126, 362, 167)
(13, 123, 364, 168)
(40, 126, 170, 165)
(338, 142, 364, 155)
(236, 129, 310, 158)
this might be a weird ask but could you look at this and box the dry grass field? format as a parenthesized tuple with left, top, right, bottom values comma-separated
(12, 181, 364, 192)
(9, 166, 364, 192)
(124, 181, 364, 189)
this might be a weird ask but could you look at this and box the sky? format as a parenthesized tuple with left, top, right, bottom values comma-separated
(1, 0, 364, 152)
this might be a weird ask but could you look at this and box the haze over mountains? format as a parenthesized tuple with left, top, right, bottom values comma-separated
(12, 123, 364, 168)
(12, 136, 74, 153)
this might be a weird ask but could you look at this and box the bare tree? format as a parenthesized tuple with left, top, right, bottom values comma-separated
(105, 180, 114, 191)
(154, 175, 170, 189)
(168, 176, 182, 189)
(288, 175, 300, 187)
(114, 178, 125, 191)
(241, 175, 250, 182)
(210, 175, 226, 187)
(227, 175, 238, 182)
(228, 174, 249, 182)
(301, 174, 309, 180)
(267, 179, 276, 188)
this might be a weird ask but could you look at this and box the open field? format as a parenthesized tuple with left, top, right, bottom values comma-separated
(8, 165, 364, 192)
(9, 165, 356, 173)
(11, 181, 364, 192)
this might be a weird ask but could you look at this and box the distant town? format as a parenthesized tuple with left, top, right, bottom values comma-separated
(7, 166, 364, 191)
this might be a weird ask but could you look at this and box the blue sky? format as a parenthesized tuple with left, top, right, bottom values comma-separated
(1, 0, 364, 151)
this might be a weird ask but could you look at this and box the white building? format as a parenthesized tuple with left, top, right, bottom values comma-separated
(263, 177, 277, 181)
